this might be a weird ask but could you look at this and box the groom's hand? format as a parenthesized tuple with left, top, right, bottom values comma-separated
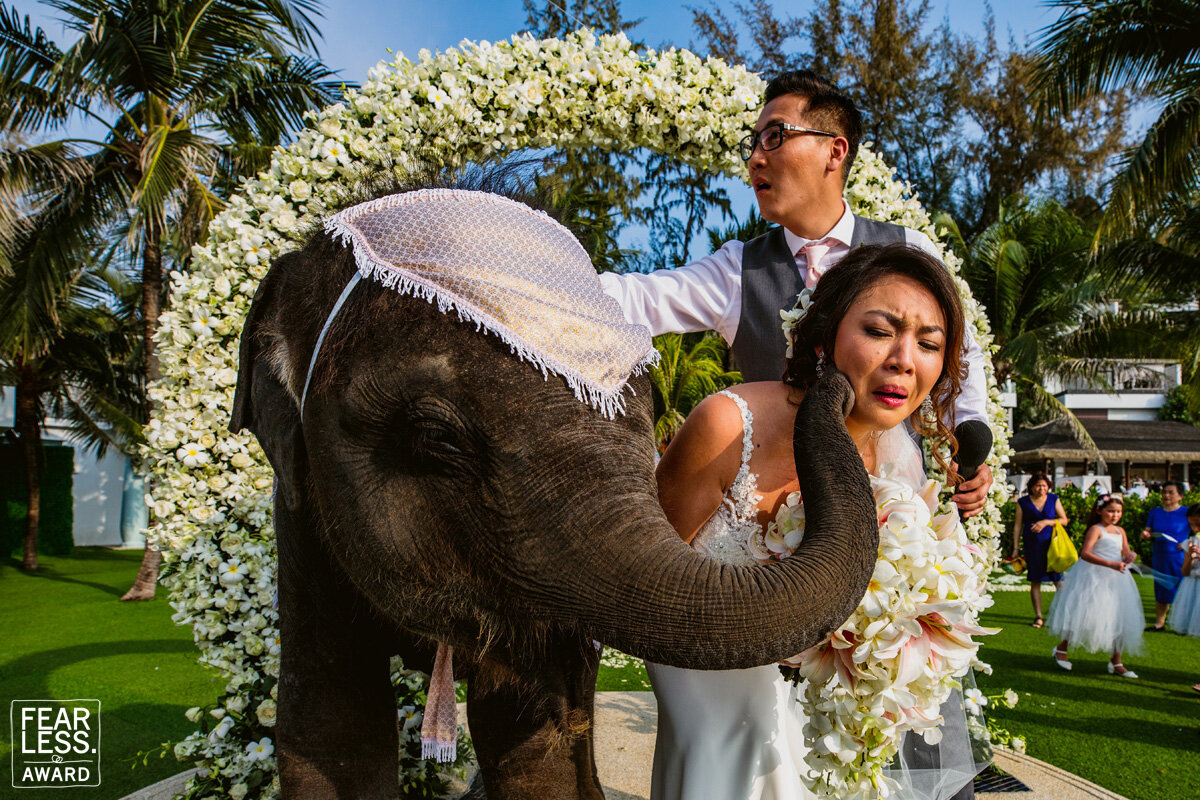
(951, 462, 992, 518)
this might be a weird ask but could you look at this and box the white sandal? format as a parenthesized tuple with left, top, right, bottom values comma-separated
(1107, 662, 1138, 679)
(1052, 647, 1072, 671)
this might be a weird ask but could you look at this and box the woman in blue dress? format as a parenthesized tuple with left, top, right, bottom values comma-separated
(1140, 481, 1190, 631)
(1010, 472, 1070, 627)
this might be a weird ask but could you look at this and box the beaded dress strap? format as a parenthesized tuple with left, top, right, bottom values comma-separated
(716, 390, 761, 527)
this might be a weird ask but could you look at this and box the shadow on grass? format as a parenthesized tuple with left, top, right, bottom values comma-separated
(2, 639, 202, 700)
(2, 549, 144, 597)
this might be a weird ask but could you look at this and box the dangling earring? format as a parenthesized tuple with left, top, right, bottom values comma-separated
(921, 396, 934, 419)
(815, 353, 826, 377)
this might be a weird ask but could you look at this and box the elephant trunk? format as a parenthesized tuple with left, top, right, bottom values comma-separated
(545, 372, 878, 670)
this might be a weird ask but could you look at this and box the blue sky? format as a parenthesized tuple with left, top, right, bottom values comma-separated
(15, 0, 1060, 94)
(9, 0, 1072, 258)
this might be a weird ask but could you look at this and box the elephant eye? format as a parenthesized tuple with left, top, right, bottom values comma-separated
(345, 381, 481, 474)
(412, 418, 466, 458)
(404, 399, 477, 470)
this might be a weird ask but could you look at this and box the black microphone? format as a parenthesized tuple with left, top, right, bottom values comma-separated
(954, 420, 993, 485)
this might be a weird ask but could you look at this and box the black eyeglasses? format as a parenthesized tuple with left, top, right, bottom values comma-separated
(739, 122, 838, 161)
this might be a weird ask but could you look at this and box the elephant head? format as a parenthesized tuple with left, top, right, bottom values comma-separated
(230, 182, 878, 799)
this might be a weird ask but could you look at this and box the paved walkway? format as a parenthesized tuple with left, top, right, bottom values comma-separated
(587, 692, 1128, 800)
(123, 692, 1128, 800)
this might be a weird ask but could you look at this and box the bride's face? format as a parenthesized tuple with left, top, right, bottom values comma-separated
(830, 274, 947, 435)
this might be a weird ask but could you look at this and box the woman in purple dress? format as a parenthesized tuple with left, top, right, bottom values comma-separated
(1010, 472, 1070, 627)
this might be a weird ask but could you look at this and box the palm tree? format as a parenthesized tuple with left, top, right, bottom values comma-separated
(0, 0, 347, 596)
(937, 196, 1176, 460)
(1, 206, 142, 571)
(649, 332, 741, 450)
(1103, 199, 1200, 415)
(1029, 0, 1200, 241)
(706, 205, 773, 254)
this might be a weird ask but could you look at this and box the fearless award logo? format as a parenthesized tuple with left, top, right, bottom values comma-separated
(10, 700, 100, 789)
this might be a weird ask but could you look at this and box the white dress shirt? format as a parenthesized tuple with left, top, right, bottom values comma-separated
(598, 201, 990, 425)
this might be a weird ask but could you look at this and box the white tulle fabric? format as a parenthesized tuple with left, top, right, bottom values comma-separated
(1047, 528, 1146, 655)
(1168, 536, 1200, 636)
(323, 189, 657, 418)
(648, 394, 979, 800)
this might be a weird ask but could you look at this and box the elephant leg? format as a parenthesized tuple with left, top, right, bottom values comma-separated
(466, 641, 603, 800)
(275, 501, 400, 799)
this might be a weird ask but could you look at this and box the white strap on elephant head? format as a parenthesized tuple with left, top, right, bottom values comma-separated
(299, 188, 657, 421)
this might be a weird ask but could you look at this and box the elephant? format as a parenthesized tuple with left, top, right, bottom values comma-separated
(230, 179, 879, 800)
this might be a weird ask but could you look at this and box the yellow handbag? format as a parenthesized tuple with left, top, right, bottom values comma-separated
(1047, 522, 1078, 572)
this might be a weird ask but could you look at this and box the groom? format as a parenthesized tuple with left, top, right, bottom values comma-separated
(601, 69, 988, 799)
(599, 69, 993, 515)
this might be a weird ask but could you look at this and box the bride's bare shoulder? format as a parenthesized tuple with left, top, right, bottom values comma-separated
(725, 382, 804, 425)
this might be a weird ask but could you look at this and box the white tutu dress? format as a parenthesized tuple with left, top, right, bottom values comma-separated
(1167, 535, 1200, 636)
(645, 391, 981, 800)
(1046, 527, 1145, 655)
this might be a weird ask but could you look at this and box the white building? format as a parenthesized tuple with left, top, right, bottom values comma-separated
(1043, 359, 1180, 421)
(0, 388, 145, 548)
(1009, 360, 1195, 492)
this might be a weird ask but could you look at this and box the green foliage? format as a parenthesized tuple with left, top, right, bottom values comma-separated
(1159, 385, 1199, 424)
(522, 0, 642, 40)
(688, 0, 1131, 235)
(649, 332, 741, 448)
(0, 442, 73, 556)
(1030, 0, 1200, 242)
(537, 148, 644, 273)
(706, 205, 773, 252)
(633, 155, 734, 271)
(0, 0, 347, 382)
(940, 196, 1181, 454)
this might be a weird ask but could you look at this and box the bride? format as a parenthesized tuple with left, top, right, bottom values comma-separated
(648, 242, 970, 800)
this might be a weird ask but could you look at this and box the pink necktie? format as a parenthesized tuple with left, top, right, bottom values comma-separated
(801, 237, 836, 289)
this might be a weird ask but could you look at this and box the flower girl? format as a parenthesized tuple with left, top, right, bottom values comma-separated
(1047, 495, 1144, 677)
(1167, 505, 1200, 636)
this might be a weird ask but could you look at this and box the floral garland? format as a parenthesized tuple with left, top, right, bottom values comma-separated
(791, 471, 996, 797)
(141, 29, 1010, 798)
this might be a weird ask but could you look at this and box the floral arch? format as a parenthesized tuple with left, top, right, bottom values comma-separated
(145, 29, 1010, 799)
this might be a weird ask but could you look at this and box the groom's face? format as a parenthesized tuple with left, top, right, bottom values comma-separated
(833, 275, 946, 434)
(746, 93, 847, 232)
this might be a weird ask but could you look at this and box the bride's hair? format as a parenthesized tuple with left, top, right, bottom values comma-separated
(783, 243, 967, 481)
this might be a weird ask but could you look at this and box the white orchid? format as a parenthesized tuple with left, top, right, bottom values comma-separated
(177, 443, 210, 468)
(245, 737, 274, 762)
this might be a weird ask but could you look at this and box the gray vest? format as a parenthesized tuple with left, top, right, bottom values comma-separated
(730, 215, 906, 382)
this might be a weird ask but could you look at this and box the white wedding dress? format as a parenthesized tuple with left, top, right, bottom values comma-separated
(646, 390, 815, 800)
(646, 390, 969, 800)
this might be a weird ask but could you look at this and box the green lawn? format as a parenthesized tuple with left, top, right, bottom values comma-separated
(5, 551, 1197, 800)
(1, 549, 222, 800)
(597, 576, 1200, 800)
(976, 577, 1200, 800)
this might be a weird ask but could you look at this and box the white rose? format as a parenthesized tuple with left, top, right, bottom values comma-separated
(256, 699, 277, 726)
(288, 179, 312, 201)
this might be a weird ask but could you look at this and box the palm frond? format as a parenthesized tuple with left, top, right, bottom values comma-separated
(1031, 0, 1200, 114)
(1097, 90, 1200, 240)
(1016, 375, 1106, 469)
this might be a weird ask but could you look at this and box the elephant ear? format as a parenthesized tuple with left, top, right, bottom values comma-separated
(230, 254, 308, 512)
